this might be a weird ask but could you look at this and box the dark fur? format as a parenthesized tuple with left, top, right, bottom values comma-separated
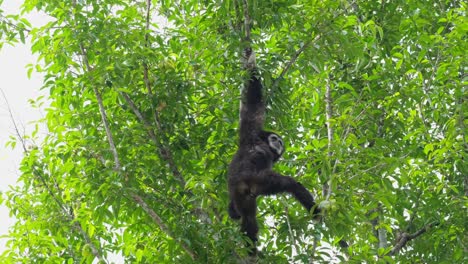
(227, 65, 320, 255)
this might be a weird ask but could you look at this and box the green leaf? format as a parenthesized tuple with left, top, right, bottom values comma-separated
(1, 1, 465, 263)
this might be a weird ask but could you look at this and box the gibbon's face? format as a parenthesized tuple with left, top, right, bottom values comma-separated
(268, 133, 284, 157)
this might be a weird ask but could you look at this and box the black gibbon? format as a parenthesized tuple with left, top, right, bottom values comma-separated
(227, 50, 320, 255)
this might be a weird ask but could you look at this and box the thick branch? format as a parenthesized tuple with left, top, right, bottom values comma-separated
(389, 222, 439, 256)
(377, 225, 387, 249)
(73, 221, 106, 263)
(241, 0, 251, 43)
(239, 0, 255, 71)
(322, 77, 333, 200)
(143, 0, 153, 94)
(94, 86, 120, 170)
(369, 204, 388, 251)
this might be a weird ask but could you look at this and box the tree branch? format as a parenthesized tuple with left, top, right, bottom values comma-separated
(273, 34, 321, 90)
(389, 222, 439, 256)
(241, 0, 251, 44)
(1, 89, 107, 263)
(323, 75, 333, 200)
(119, 86, 213, 227)
(119, 92, 186, 186)
(130, 193, 197, 260)
(78, 39, 194, 260)
(0, 14, 31, 34)
(1, 89, 70, 214)
(79, 44, 121, 170)
(143, 0, 153, 95)
(137, 0, 187, 187)
(0, 89, 28, 152)
(273, 3, 357, 87)
(239, 0, 255, 71)
(73, 220, 106, 263)
(282, 199, 297, 258)
(370, 204, 387, 250)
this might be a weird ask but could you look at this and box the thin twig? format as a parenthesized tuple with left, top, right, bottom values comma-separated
(273, 34, 321, 90)
(0, 14, 32, 34)
(0, 89, 28, 152)
(145, 0, 151, 35)
(310, 233, 318, 264)
(94, 86, 121, 170)
(405, 191, 423, 233)
(283, 200, 296, 257)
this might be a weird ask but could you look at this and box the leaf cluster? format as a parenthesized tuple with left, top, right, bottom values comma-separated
(0, 0, 466, 263)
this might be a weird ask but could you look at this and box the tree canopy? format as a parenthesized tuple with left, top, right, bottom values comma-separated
(0, 0, 466, 263)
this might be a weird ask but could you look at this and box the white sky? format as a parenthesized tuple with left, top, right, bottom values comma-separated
(0, 1, 47, 252)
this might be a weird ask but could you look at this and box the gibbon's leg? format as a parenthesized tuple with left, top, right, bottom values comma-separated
(253, 171, 320, 215)
(234, 194, 258, 255)
(228, 201, 241, 220)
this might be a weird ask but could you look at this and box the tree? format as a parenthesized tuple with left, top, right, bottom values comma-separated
(1, 0, 466, 263)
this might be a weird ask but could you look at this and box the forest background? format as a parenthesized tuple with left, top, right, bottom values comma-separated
(0, 0, 466, 263)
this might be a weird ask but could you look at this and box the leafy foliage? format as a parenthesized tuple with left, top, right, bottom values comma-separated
(1, 0, 466, 263)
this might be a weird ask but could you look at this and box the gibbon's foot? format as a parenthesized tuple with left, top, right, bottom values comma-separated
(244, 239, 257, 257)
(311, 205, 322, 221)
(247, 254, 257, 264)
(228, 201, 241, 220)
(245, 237, 266, 258)
(313, 199, 333, 220)
(248, 247, 257, 257)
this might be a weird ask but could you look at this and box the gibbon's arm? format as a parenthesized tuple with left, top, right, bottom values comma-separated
(239, 53, 265, 146)
(248, 170, 320, 215)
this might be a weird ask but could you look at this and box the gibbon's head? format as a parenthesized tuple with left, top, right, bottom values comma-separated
(260, 131, 284, 161)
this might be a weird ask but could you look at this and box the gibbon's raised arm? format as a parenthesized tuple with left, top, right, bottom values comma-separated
(239, 70, 265, 146)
